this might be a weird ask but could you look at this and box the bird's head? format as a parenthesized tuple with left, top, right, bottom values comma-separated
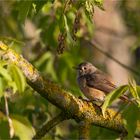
(73, 62, 97, 76)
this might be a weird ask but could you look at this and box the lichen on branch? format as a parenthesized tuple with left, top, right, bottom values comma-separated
(0, 41, 140, 138)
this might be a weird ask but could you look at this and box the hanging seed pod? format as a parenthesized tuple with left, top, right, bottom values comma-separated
(72, 10, 81, 41)
(57, 32, 66, 54)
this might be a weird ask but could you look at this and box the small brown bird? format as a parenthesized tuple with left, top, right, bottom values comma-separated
(74, 62, 130, 105)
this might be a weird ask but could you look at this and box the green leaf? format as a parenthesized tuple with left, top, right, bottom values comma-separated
(0, 66, 12, 82)
(8, 81, 18, 94)
(0, 77, 6, 98)
(33, 0, 47, 14)
(136, 86, 140, 98)
(102, 85, 129, 117)
(18, 0, 33, 23)
(94, 0, 104, 10)
(128, 78, 139, 98)
(34, 52, 57, 81)
(11, 115, 35, 140)
(136, 86, 140, 106)
(46, 56, 57, 81)
(59, 14, 65, 32)
(64, 15, 74, 45)
(123, 104, 140, 139)
(9, 65, 26, 93)
(85, 0, 94, 22)
(0, 60, 8, 67)
(0, 119, 10, 139)
(34, 52, 52, 68)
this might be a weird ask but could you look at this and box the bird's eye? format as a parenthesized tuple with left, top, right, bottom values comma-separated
(83, 67, 86, 70)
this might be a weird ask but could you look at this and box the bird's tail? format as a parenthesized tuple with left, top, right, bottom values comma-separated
(114, 95, 138, 118)
(120, 95, 138, 105)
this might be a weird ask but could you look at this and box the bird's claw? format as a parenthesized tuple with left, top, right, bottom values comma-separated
(78, 96, 91, 102)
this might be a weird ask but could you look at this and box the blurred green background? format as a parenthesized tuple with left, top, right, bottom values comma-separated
(0, 0, 140, 139)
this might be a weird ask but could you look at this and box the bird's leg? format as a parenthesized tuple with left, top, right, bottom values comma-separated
(113, 102, 131, 118)
(119, 131, 127, 140)
(79, 96, 103, 106)
(91, 98, 104, 107)
(91, 99, 103, 114)
(78, 96, 91, 102)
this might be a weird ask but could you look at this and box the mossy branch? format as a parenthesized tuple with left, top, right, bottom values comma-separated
(0, 42, 140, 138)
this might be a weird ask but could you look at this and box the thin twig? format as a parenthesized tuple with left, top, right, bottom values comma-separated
(0, 36, 24, 45)
(33, 112, 68, 139)
(79, 121, 91, 140)
(96, 26, 128, 38)
(4, 95, 14, 138)
(90, 40, 140, 76)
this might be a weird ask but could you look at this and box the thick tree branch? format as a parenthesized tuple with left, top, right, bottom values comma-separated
(0, 42, 140, 138)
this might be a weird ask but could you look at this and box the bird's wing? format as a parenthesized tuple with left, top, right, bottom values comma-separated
(86, 70, 117, 93)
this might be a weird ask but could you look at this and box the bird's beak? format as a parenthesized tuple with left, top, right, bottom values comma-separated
(72, 66, 79, 70)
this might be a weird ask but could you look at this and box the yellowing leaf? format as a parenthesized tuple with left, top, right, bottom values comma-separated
(12, 115, 35, 140)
